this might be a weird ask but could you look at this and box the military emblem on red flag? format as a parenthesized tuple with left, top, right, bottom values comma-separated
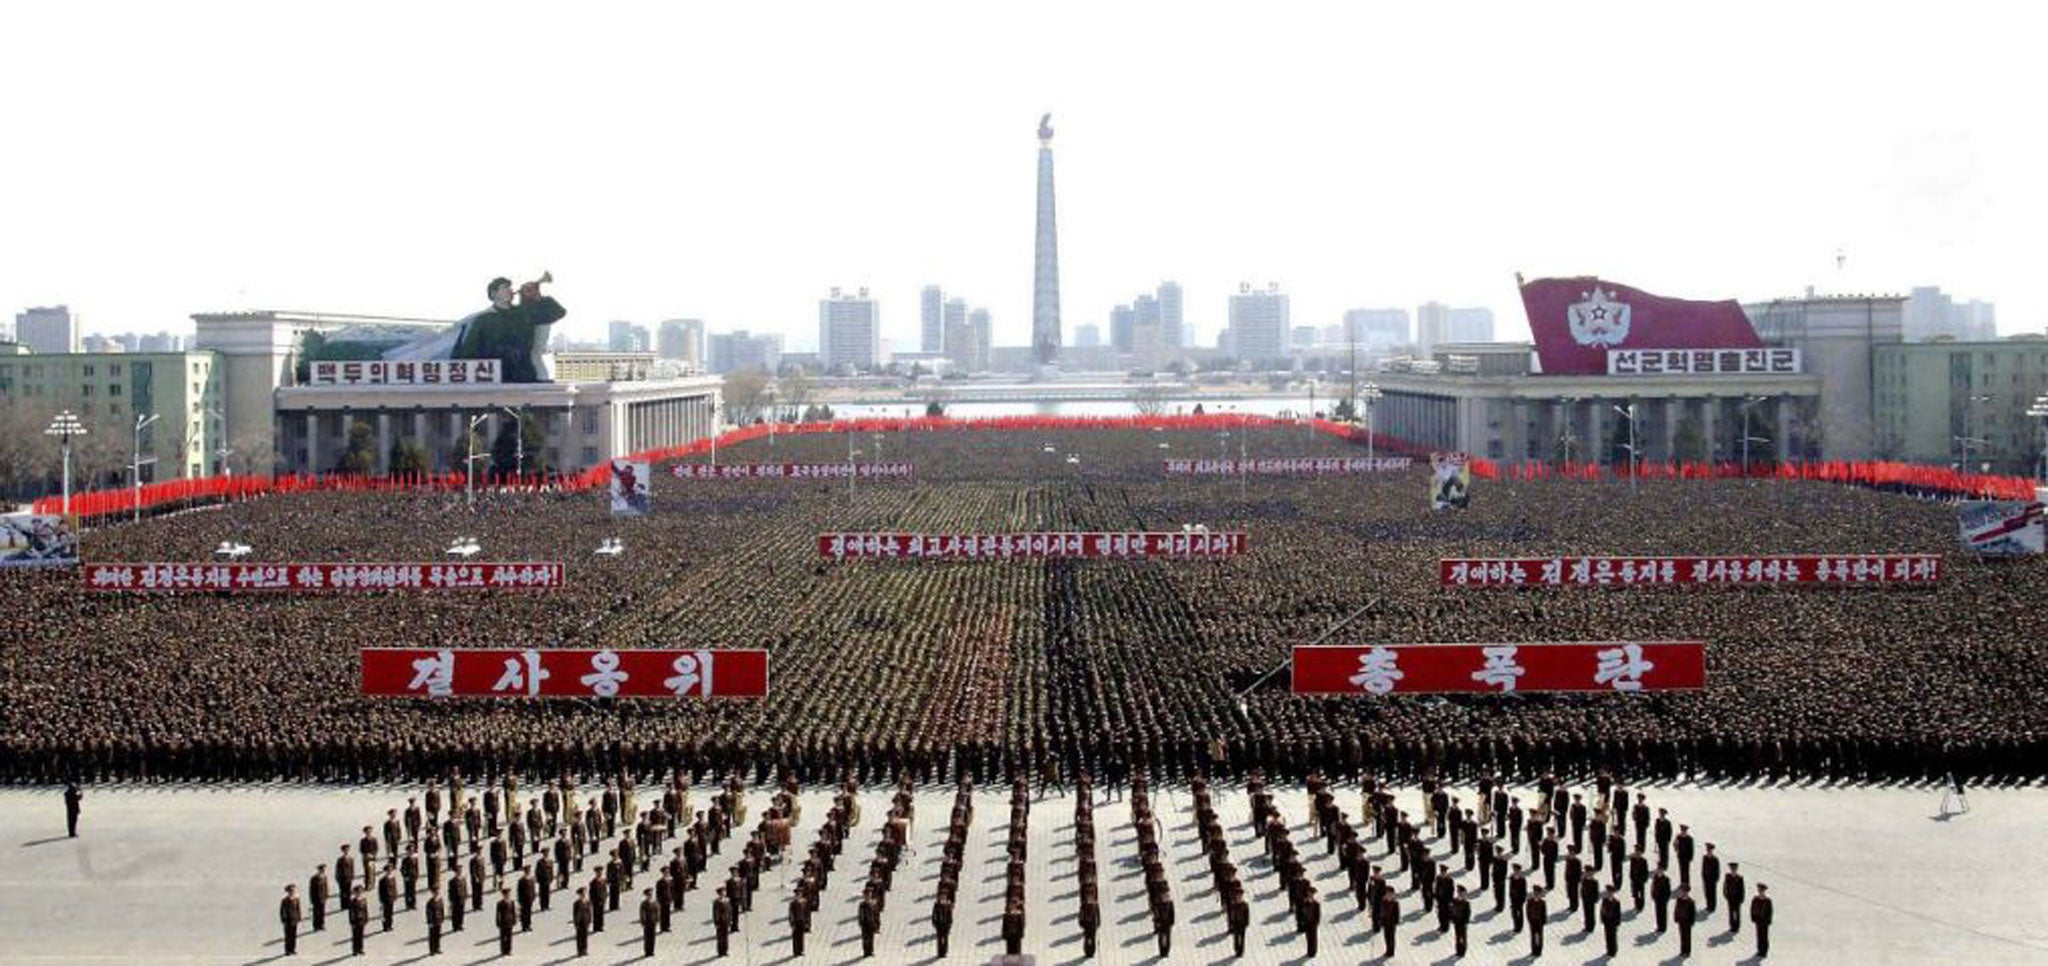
(1568, 286, 1633, 347)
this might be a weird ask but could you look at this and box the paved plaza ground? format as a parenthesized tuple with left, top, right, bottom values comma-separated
(1, 778, 2043, 965)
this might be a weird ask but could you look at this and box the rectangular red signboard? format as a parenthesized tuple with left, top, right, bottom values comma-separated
(1292, 642, 1705, 695)
(818, 531, 1247, 559)
(82, 562, 565, 592)
(1438, 555, 1941, 588)
(673, 462, 914, 480)
(362, 647, 768, 698)
(1164, 457, 1412, 475)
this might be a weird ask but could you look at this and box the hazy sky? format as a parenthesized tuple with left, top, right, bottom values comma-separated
(2, 1, 2039, 351)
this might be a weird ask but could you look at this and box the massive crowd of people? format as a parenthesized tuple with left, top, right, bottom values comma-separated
(2, 425, 2043, 785)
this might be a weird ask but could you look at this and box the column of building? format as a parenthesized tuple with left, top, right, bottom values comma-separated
(1776, 399, 1794, 462)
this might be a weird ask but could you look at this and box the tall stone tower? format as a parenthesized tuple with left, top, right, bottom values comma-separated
(1031, 113, 1062, 367)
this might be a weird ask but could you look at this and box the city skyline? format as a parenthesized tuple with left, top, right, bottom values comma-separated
(1, 2, 2039, 353)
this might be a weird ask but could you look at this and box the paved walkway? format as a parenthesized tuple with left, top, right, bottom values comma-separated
(1, 779, 2043, 964)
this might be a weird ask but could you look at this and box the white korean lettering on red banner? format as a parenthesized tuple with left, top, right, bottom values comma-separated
(1163, 457, 1412, 475)
(82, 562, 565, 592)
(308, 360, 504, 386)
(817, 532, 1248, 559)
(1438, 554, 1941, 587)
(1292, 642, 1706, 694)
(363, 648, 768, 698)
(672, 462, 915, 480)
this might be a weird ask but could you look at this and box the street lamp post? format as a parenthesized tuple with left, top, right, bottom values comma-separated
(1613, 403, 1638, 494)
(1739, 396, 1767, 477)
(1359, 383, 1382, 465)
(132, 412, 161, 522)
(496, 406, 524, 479)
(43, 411, 87, 518)
(465, 413, 488, 507)
(205, 405, 232, 477)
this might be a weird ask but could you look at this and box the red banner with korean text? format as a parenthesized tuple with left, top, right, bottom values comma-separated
(1438, 554, 1941, 588)
(673, 462, 914, 480)
(818, 531, 1247, 559)
(1292, 642, 1705, 695)
(362, 647, 769, 699)
(1163, 457, 1413, 475)
(82, 562, 565, 592)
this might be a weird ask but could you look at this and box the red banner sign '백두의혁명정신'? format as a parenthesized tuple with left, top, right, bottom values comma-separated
(362, 648, 768, 698)
(1291, 642, 1704, 695)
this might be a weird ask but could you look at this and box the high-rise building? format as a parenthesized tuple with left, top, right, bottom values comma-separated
(81, 334, 122, 353)
(1448, 307, 1496, 343)
(1031, 116, 1062, 365)
(1157, 282, 1185, 349)
(657, 319, 706, 368)
(1075, 323, 1102, 348)
(707, 330, 783, 374)
(607, 321, 651, 353)
(1415, 302, 1451, 356)
(16, 305, 78, 354)
(943, 297, 968, 353)
(1291, 326, 1320, 351)
(920, 285, 945, 353)
(1109, 304, 1135, 352)
(1344, 308, 1410, 351)
(944, 309, 980, 374)
(969, 308, 992, 372)
(1228, 284, 1290, 365)
(1904, 286, 1997, 342)
(1131, 311, 1166, 369)
(818, 287, 882, 373)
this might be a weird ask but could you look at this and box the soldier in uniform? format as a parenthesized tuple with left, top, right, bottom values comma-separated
(536, 852, 555, 911)
(1297, 893, 1319, 959)
(714, 886, 734, 957)
(377, 868, 398, 932)
(931, 895, 952, 957)
(572, 886, 593, 957)
(425, 886, 446, 956)
(516, 867, 536, 931)
(1700, 843, 1721, 915)
(1600, 886, 1623, 958)
(1451, 886, 1472, 957)
(335, 845, 355, 901)
(1526, 886, 1548, 958)
(1652, 863, 1674, 931)
(448, 869, 468, 932)
(654, 870, 674, 932)
(308, 865, 329, 932)
(1674, 884, 1698, 957)
(1579, 872, 1599, 935)
(639, 888, 660, 958)
(1674, 824, 1696, 890)
(790, 888, 812, 956)
(346, 886, 369, 957)
(1225, 893, 1249, 958)
(1377, 885, 1399, 958)
(401, 845, 420, 910)
(279, 884, 302, 956)
(1719, 858, 1746, 930)
(495, 887, 517, 956)
(1751, 883, 1773, 958)
(63, 782, 82, 838)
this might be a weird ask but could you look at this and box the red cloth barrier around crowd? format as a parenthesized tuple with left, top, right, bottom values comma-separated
(32, 412, 2036, 520)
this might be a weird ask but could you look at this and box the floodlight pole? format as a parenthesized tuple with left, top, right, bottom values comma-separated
(1360, 383, 1382, 465)
(497, 406, 524, 478)
(44, 412, 86, 518)
(466, 413, 488, 507)
(132, 412, 160, 522)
